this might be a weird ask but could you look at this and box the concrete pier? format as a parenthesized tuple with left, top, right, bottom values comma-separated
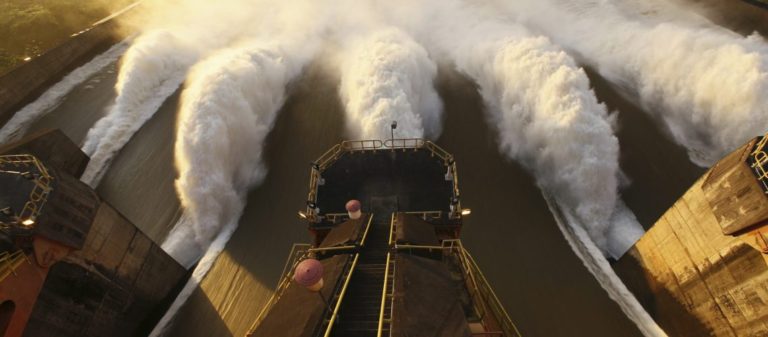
(0, 130, 186, 337)
(615, 136, 768, 337)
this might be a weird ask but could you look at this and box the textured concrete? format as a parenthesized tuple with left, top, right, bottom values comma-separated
(615, 140, 768, 337)
(23, 201, 187, 337)
(0, 19, 123, 128)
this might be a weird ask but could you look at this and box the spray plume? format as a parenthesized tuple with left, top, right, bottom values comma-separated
(80, 30, 199, 186)
(385, 2, 661, 335)
(387, 0, 640, 256)
(0, 41, 128, 144)
(338, 28, 442, 140)
(78, 0, 278, 186)
(495, 0, 768, 166)
(151, 37, 319, 336)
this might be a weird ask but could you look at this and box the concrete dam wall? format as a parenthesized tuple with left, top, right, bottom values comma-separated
(0, 16, 125, 128)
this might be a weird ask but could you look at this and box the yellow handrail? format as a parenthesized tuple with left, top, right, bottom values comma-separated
(360, 214, 374, 247)
(247, 244, 311, 335)
(751, 135, 768, 189)
(393, 240, 522, 337)
(377, 253, 392, 337)
(0, 154, 54, 225)
(0, 250, 28, 282)
(403, 211, 442, 221)
(323, 253, 360, 337)
(388, 213, 396, 246)
(304, 139, 463, 222)
(308, 246, 357, 253)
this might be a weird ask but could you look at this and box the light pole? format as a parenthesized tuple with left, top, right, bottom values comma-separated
(390, 121, 397, 144)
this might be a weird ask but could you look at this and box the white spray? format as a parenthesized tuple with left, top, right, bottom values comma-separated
(544, 194, 667, 337)
(495, 0, 768, 166)
(390, 0, 641, 257)
(80, 30, 198, 186)
(150, 38, 318, 336)
(0, 41, 128, 144)
(386, 2, 660, 335)
(338, 28, 442, 140)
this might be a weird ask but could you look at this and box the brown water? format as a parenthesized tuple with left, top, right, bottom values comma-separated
(14, 3, 767, 336)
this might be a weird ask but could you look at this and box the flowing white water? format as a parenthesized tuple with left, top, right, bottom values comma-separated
(79, 30, 199, 186)
(495, 0, 768, 166)
(543, 193, 667, 337)
(338, 28, 442, 140)
(389, 0, 642, 257)
(150, 38, 319, 336)
(387, 2, 660, 335)
(0, 41, 129, 144)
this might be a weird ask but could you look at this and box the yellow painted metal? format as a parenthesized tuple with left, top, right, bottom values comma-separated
(0, 154, 54, 225)
(388, 213, 395, 246)
(323, 253, 360, 337)
(246, 244, 311, 335)
(752, 134, 768, 183)
(403, 211, 442, 221)
(388, 239, 522, 336)
(377, 252, 392, 337)
(360, 214, 374, 247)
(308, 246, 357, 253)
(0, 250, 27, 282)
(444, 240, 522, 337)
(394, 244, 443, 250)
(304, 139, 462, 222)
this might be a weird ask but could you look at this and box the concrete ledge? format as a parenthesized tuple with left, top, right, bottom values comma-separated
(0, 18, 125, 128)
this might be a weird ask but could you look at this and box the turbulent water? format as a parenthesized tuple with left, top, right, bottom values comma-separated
(4, 0, 768, 336)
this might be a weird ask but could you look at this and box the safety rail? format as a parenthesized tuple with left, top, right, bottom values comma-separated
(322, 253, 360, 337)
(390, 239, 522, 337)
(0, 154, 54, 226)
(305, 139, 462, 223)
(751, 134, 768, 194)
(323, 213, 349, 224)
(247, 243, 311, 335)
(443, 240, 522, 337)
(0, 250, 28, 282)
(377, 252, 392, 337)
(360, 214, 374, 247)
(404, 211, 443, 222)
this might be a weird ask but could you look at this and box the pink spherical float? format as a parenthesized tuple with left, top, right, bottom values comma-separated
(346, 199, 362, 220)
(294, 258, 324, 292)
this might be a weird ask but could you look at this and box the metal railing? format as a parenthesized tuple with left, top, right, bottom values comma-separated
(377, 252, 392, 337)
(0, 155, 54, 226)
(322, 253, 360, 337)
(751, 134, 768, 193)
(247, 242, 365, 336)
(305, 139, 462, 222)
(0, 250, 28, 282)
(247, 243, 311, 335)
(389, 237, 522, 337)
(404, 211, 443, 222)
(443, 240, 522, 337)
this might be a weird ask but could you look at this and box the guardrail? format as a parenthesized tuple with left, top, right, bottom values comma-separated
(0, 155, 54, 227)
(377, 252, 392, 337)
(389, 238, 522, 337)
(305, 139, 462, 222)
(443, 240, 522, 337)
(0, 250, 28, 282)
(322, 253, 360, 337)
(247, 243, 311, 335)
(751, 135, 768, 194)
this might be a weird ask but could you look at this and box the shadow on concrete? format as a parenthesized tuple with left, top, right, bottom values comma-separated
(164, 61, 348, 337)
(614, 253, 713, 337)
